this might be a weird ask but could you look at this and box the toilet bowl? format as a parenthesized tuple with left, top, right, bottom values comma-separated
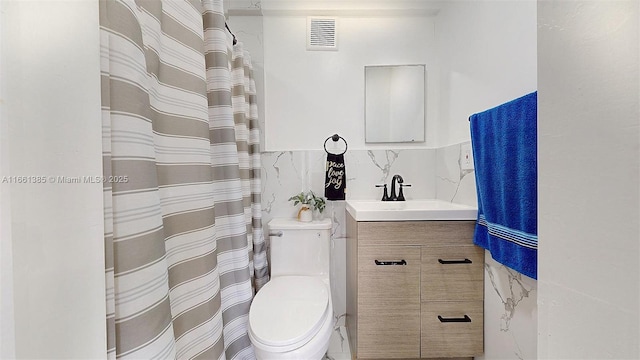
(248, 218, 333, 360)
(248, 276, 333, 360)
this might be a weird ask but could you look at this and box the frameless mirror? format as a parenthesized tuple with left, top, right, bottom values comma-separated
(365, 65, 426, 143)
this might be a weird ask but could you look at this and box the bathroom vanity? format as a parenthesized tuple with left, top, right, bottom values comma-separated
(345, 200, 483, 359)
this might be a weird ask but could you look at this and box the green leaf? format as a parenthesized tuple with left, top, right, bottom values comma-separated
(289, 191, 327, 212)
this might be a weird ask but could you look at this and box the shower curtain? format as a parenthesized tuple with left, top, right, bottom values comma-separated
(100, 0, 267, 358)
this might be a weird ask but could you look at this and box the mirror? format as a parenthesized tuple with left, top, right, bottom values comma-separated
(365, 65, 426, 143)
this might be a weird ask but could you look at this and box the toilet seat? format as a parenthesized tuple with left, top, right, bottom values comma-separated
(249, 276, 330, 352)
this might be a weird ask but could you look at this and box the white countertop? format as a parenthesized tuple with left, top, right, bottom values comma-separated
(345, 199, 477, 221)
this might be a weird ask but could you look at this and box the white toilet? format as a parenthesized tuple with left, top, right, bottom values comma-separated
(248, 218, 333, 360)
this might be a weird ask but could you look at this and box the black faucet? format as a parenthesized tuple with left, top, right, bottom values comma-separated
(389, 175, 404, 201)
(376, 175, 411, 201)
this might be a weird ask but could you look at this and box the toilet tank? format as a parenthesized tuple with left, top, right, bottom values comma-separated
(268, 218, 332, 278)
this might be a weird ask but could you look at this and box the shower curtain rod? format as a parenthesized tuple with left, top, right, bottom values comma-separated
(225, 22, 237, 45)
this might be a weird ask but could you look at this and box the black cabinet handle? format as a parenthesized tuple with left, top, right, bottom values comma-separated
(438, 258, 472, 264)
(438, 315, 471, 323)
(374, 259, 407, 266)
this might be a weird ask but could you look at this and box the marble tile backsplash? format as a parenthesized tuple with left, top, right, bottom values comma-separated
(435, 141, 477, 207)
(261, 149, 436, 236)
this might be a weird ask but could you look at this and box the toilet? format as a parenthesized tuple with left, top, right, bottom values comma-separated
(248, 218, 333, 360)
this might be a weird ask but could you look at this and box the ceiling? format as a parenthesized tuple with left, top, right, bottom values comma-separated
(226, 0, 442, 16)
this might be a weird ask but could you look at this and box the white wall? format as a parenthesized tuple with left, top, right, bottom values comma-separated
(435, 0, 537, 147)
(538, 1, 639, 358)
(0, 2, 16, 357)
(263, 14, 440, 150)
(2, 1, 106, 358)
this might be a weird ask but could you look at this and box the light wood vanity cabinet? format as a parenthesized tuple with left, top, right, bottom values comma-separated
(346, 214, 484, 359)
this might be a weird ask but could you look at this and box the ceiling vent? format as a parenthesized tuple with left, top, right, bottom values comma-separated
(307, 17, 338, 51)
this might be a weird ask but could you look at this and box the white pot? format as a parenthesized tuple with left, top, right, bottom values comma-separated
(297, 206, 313, 222)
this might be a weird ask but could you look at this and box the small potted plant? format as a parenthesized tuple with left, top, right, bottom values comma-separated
(288, 191, 326, 222)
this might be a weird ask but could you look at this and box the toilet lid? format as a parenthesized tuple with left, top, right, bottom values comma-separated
(249, 276, 329, 348)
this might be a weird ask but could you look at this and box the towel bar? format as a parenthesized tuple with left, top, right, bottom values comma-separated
(324, 133, 348, 155)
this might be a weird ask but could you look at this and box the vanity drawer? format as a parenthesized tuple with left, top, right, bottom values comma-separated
(421, 245, 484, 301)
(358, 246, 421, 299)
(357, 246, 421, 358)
(421, 301, 483, 358)
(357, 221, 475, 247)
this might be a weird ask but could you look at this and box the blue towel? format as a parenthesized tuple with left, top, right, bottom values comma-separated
(470, 92, 537, 279)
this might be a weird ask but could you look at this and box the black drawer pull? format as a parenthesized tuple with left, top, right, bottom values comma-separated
(374, 259, 407, 266)
(438, 315, 471, 323)
(438, 258, 472, 264)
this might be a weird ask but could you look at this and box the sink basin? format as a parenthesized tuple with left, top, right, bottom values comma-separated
(345, 199, 477, 221)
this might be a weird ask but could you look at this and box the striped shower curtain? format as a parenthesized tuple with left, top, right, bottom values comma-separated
(100, 0, 267, 358)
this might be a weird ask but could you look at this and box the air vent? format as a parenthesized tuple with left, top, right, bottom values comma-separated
(307, 17, 338, 51)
